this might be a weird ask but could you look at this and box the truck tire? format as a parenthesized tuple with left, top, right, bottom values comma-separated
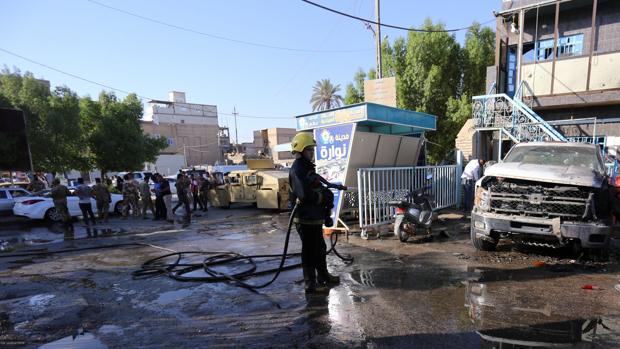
(470, 226, 497, 251)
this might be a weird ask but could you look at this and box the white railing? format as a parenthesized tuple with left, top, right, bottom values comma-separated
(357, 165, 459, 232)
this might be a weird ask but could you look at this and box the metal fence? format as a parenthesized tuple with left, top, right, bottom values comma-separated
(357, 165, 459, 232)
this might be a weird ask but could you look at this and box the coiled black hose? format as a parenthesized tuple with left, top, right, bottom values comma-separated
(133, 205, 354, 291)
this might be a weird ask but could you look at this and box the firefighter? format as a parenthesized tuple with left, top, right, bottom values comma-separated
(289, 132, 341, 294)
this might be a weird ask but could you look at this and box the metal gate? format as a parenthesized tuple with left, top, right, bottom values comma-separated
(357, 165, 460, 232)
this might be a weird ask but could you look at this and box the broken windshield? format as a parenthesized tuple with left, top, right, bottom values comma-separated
(503, 145, 605, 174)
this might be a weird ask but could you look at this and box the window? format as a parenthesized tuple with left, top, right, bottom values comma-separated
(557, 34, 584, 58)
(9, 189, 28, 198)
(0, 191, 7, 199)
(522, 34, 584, 63)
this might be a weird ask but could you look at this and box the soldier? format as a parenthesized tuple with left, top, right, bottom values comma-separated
(174, 173, 191, 223)
(140, 176, 154, 219)
(51, 178, 72, 227)
(199, 175, 210, 212)
(122, 174, 140, 218)
(92, 177, 111, 223)
(28, 175, 45, 192)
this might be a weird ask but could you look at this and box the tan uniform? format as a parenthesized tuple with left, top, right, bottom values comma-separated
(139, 181, 154, 217)
(51, 184, 71, 224)
(92, 183, 111, 222)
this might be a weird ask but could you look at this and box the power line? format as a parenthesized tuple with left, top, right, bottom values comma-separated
(0, 47, 293, 120)
(300, 0, 495, 33)
(86, 0, 372, 54)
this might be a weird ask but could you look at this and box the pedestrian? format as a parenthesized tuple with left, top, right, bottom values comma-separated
(461, 158, 486, 212)
(153, 174, 165, 220)
(76, 177, 96, 226)
(128, 173, 140, 218)
(190, 174, 204, 211)
(140, 176, 154, 219)
(92, 177, 111, 223)
(159, 173, 174, 223)
(51, 178, 72, 227)
(199, 175, 210, 212)
(174, 173, 191, 223)
(288, 132, 340, 294)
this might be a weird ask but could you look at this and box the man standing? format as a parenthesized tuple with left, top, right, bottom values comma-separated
(289, 132, 340, 294)
(199, 175, 210, 212)
(174, 173, 191, 223)
(190, 174, 204, 211)
(76, 178, 96, 226)
(153, 174, 164, 220)
(140, 176, 154, 219)
(92, 178, 111, 223)
(51, 178, 72, 227)
(159, 174, 174, 223)
(122, 174, 140, 218)
(461, 158, 486, 212)
(28, 176, 45, 192)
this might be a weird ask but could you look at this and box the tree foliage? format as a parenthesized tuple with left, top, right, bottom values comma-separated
(0, 68, 167, 173)
(310, 79, 344, 111)
(343, 20, 495, 163)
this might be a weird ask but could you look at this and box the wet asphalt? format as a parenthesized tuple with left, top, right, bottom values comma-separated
(0, 208, 620, 348)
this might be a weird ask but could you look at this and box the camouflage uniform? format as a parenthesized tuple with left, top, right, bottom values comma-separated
(51, 183, 71, 225)
(31, 179, 45, 192)
(92, 182, 111, 222)
(175, 176, 191, 222)
(139, 181, 154, 218)
(122, 180, 140, 218)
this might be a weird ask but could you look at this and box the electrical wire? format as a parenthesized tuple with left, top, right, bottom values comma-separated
(0, 47, 292, 120)
(86, 0, 372, 54)
(300, 0, 495, 33)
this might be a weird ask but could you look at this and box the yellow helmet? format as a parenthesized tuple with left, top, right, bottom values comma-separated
(291, 132, 316, 154)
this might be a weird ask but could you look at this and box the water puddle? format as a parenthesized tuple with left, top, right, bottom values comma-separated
(0, 227, 126, 251)
(155, 288, 194, 306)
(349, 267, 462, 290)
(39, 332, 107, 349)
(217, 232, 248, 240)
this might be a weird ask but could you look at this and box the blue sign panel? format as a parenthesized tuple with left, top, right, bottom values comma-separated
(314, 123, 355, 228)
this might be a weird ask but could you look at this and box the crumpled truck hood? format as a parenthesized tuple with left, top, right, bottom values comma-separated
(484, 162, 604, 188)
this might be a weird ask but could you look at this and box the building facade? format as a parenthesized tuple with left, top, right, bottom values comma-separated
(142, 91, 227, 172)
(459, 0, 620, 163)
(251, 128, 297, 164)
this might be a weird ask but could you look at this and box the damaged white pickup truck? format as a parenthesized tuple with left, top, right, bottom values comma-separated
(471, 142, 614, 253)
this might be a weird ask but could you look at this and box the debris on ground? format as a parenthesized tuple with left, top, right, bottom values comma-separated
(581, 284, 600, 290)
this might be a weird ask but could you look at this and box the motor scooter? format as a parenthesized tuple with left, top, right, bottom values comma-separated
(388, 174, 435, 242)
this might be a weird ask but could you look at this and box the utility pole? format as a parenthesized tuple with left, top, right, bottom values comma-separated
(232, 107, 239, 146)
(375, 0, 382, 79)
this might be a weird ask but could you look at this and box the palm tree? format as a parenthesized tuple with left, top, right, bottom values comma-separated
(310, 79, 344, 111)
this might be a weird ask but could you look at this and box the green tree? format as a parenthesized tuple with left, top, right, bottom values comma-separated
(343, 19, 494, 163)
(310, 79, 344, 111)
(462, 22, 495, 97)
(88, 92, 167, 174)
(344, 68, 366, 105)
(0, 69, 86, 172)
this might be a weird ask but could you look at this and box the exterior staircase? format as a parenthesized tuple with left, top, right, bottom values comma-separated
(472, 82, 566, 143)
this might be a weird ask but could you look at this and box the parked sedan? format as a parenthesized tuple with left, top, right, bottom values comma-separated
(0, 187, 32, 215)
(13, 189, 124, 222)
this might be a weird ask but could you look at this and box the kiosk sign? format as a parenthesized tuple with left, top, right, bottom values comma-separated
(314, 123, 355, 228)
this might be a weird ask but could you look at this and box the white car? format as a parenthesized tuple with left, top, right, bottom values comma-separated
(12, 188, 124, 222)
(0, 187, 32, 215)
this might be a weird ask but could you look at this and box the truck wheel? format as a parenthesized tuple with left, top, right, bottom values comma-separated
(470, 226, 497, 251)
(394, 216, 409, 242)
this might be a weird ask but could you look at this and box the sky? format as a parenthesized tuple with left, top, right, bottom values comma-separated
(1, 0, 497, 143)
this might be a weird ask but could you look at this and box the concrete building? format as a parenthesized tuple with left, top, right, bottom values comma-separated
(142, 91, 227, 173)
(458, 0, 620, 163)
(252, 128, 297, 164)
